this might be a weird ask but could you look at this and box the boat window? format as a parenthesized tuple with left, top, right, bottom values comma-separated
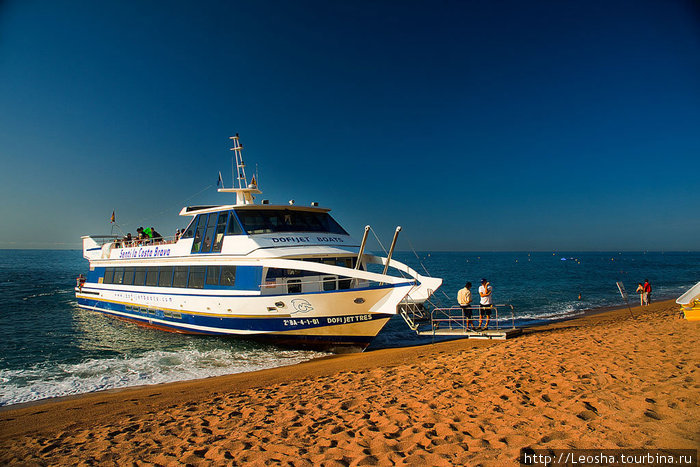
(302, 257, 356, 268)
(159, 266, 173, 287)
(266, 268, 307, 279)
(323, 277, 337, 291)
(114, 267, 125, 285)
(188, 266, 205, 289)
(287, 279, 302, 294)
(181, 216, 198, 239)
(339, 278, 352, 290)
(227, 211, 243, 235)
(173, 266, 188, 288)
(205, 265, 220, 286)
(220, 266, 236, 286)
(104, 268, 114, 284)
(235, 209, 348, 235)
(123, 267, 135, 286)
(146, 267, 159, 287)
(200, 213, 218, 253)
(134, 268, 146, 286)
(191, 214, 207, 253)
(211, 212, 229, 252)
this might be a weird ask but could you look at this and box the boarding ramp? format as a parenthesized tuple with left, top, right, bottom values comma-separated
(399, 302, 522, 340)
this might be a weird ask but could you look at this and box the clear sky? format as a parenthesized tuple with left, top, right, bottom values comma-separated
(1, 1, 698, 251)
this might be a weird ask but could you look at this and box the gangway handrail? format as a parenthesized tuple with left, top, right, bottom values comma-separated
(429, 303, 516, 333)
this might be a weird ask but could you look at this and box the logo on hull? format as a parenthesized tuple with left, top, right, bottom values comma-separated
(291, 299, 314, 313)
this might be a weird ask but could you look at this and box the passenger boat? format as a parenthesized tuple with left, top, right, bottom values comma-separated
(76, 135, 442, 351)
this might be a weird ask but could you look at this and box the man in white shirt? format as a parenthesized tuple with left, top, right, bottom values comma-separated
(457, 282, 473, 329)
(478, 278, 493, 330)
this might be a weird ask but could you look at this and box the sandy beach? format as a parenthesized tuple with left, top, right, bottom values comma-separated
(1, 298, 698, 465)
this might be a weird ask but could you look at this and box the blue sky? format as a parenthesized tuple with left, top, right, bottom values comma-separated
(1, 0, 698, 251)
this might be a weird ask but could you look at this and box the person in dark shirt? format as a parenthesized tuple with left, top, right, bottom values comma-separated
(151, 227, 163, 242)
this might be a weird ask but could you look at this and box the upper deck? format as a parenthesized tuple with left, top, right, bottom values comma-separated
(82, 204, 358, 263)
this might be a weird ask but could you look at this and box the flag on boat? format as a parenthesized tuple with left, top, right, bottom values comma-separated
(110, 210, 115, 223)
(217, 171, 223, 187)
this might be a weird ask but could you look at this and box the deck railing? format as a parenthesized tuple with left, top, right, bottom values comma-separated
(92, 235, 180, 249)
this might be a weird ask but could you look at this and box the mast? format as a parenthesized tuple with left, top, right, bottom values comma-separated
(231, 133, 247, 189)
(218, 134, 262, 205)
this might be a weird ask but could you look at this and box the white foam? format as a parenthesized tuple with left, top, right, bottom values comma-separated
(0, 347, 326, 407)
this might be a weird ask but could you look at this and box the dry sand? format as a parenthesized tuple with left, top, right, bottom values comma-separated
(1, 299, 698, 465)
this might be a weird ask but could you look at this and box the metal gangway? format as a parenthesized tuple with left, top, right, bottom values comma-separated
(399, 302, 523, 340)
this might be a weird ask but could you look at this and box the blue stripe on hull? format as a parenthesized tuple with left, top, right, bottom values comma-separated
(76, 297, 391, 348)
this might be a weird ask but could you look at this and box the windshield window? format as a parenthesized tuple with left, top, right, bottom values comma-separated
(235, 209, 348, 235)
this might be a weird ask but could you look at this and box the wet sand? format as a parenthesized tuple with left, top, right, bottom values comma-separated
(1, 299, 698, 465)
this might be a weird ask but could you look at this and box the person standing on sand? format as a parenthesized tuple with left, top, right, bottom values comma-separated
(643, 279, 652, 305)
(457, 282, 473, 330)
(478, 278, 493, 330)
(635, 283, 645, 306)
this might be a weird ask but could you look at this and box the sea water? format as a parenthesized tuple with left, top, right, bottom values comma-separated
(1, 249, 698, 406)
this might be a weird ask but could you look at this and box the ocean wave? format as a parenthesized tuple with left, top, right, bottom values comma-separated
(0, 347, 326, 407)
(21, 289, 69, 300)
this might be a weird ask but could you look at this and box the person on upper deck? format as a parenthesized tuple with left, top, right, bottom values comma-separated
(136, 227, 146, 245)
(151, 227, 162, 242)
(122, 233, 132, 247)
